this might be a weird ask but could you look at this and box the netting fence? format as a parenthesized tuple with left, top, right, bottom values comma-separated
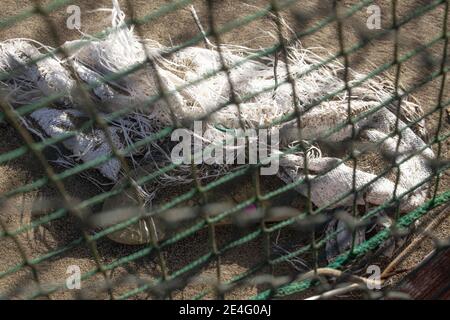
(0, 0, 448, 300)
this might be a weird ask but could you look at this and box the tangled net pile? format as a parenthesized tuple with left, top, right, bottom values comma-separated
(0, 1, 435, 250)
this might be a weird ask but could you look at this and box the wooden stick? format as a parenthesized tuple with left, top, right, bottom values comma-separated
(381, 204, 450, 278)
(189, 5, 214, 49)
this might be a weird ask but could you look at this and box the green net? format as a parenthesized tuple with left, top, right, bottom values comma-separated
(0, 0, 448, 300)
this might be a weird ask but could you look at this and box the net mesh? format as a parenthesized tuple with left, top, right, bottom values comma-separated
(0, 0, 448, 300)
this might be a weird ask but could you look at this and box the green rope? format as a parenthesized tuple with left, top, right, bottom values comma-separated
(252, 190, 450, 299)
(0, 0, 448, 300)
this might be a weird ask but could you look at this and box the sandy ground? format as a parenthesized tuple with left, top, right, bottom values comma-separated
(0, 0, 448, 299)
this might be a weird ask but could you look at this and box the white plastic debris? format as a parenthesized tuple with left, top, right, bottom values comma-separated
(0, 0, 434, 215)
